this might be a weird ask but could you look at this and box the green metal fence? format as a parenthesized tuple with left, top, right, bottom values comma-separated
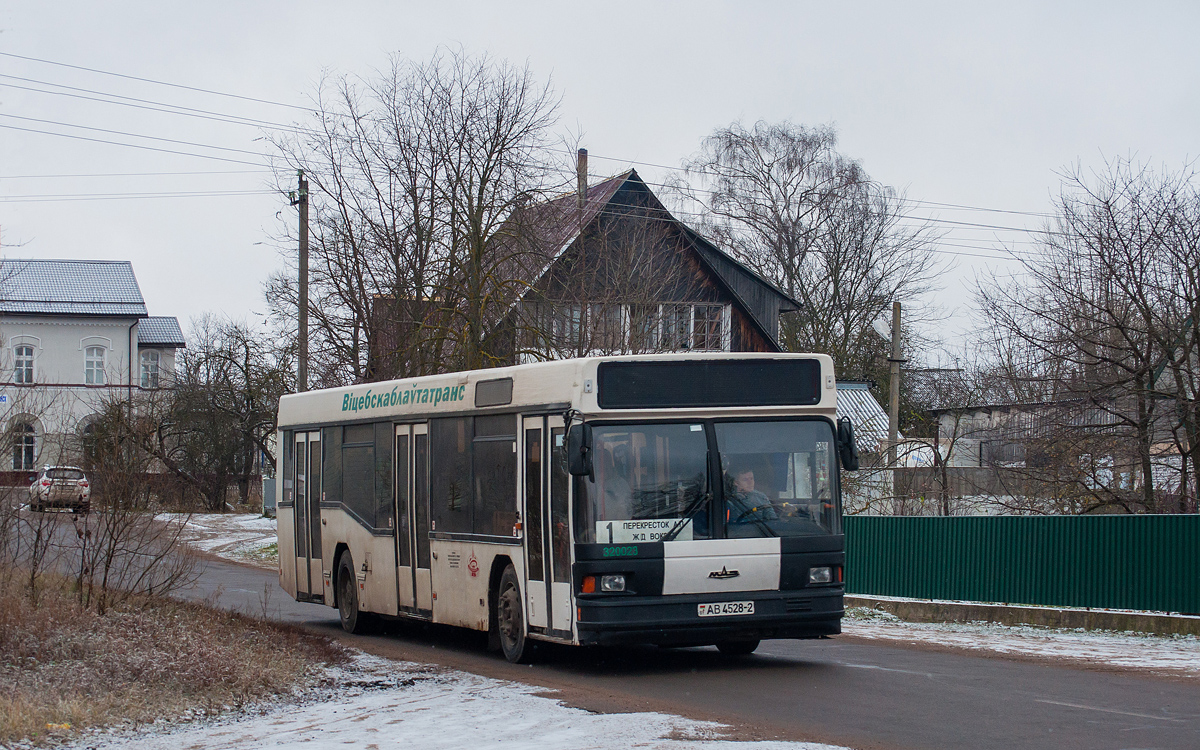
(844, 515, 1200, 614)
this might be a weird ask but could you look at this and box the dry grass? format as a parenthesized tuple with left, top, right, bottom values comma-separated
(0, 573, 347, 747)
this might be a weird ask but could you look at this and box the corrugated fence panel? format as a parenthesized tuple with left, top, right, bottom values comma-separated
(844, 515, 1200, 614)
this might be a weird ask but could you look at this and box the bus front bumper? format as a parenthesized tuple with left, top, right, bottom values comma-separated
(575, 588, 842, 647)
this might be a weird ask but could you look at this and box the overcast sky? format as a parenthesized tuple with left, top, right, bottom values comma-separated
(1, 2, 1197, 359)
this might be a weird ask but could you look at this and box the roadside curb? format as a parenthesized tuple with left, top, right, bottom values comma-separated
(845, 595, 1200, 636)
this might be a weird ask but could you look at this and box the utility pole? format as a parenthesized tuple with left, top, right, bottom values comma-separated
(290, 171, 309, 392)
(887, 300, 906, 514)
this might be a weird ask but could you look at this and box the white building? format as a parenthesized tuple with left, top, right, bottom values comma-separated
(0, 259, 186, 481)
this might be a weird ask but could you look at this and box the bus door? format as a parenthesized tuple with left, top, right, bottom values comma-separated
(293, 430, 322, 600)
(404, 423, 432, 615)
(394, 423, 428, 614)
(522, 416, 571, 635)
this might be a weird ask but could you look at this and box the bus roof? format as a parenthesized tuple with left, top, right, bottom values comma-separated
(277, 352, 837, 429)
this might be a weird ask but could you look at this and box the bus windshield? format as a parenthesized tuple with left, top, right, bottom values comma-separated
(576, 423, 710, 544)
(715, 420, 840, 538)
(575, 419, 839, 544)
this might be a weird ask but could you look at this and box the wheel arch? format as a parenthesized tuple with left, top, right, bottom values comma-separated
(486, 554, 515, 649)
(331, 542, 350, 608)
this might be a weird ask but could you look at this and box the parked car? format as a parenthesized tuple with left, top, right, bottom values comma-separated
(29, 466, 90, 513)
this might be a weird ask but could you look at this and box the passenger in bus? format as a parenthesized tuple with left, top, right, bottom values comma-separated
(602, 443, 634, 520)
(727, 465, 779, 523)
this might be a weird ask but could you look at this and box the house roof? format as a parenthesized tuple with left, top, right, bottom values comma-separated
(492, 172, 633, 300)
(495, 170, 802, 348)
(836, 380, 894, 451)
(138, 316, 186, 347)
(0, 259, 148, 317)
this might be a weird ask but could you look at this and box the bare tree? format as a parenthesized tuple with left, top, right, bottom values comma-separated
(977, 157, 1200, 513)
(676, 120, 942, 387)
(268, 49, 561, 383)
(73, 402, 197, 613)
(122, 317, 291, 511)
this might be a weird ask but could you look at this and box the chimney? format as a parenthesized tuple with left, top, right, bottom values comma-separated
(576, 148, 588, 210)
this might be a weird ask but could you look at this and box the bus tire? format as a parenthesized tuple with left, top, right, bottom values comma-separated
(496, 565, 531, 663)
(337, 552, 374, 634)
(716, 639, 760, 656)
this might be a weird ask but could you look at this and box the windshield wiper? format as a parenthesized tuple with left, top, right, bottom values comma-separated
(660, 491, 710, 543)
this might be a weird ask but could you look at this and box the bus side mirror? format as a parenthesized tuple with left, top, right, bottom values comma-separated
(837, 417, 859, 472)
(567, 423, 593, 478)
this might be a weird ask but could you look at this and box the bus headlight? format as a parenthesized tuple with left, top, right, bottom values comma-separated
(808, 566, 832, 584)
(600, 574, 626, 592)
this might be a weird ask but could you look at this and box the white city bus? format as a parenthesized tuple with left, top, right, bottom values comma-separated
(276, 353, 859, 661)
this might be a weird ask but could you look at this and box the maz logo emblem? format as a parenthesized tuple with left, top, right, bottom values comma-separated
(709, 566, 740, 579)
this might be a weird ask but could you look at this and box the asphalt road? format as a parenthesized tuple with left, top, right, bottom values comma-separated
(182, 558, 1200, 750)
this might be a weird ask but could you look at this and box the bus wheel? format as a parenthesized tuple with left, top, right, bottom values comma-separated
(496, 565, 531, 663)
(337, 553, 374, 634)
(716, 639, 760, 656)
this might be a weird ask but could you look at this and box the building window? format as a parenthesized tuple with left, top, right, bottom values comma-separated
(85, 346, 106, 385)
(588, 303, 624, 352)
(12, 423, 34, 471)
(526, 301, 730, 357)
(140, 350, 160, 388)
(692, 304, 726, 351)
(13, 345, 34, 384)
(646, 303, 729, 352)
(661, 304, 692, 350)
(81, 421, 99, 469)
(552, 304, 584, 351)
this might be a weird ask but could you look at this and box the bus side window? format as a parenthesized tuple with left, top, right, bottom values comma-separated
(430, 417, 473, 534)
(375, 422, 393, 530)
(525, 429, 544, 578)
(342, 423, 376, 528)
(474, 414, 517, 537)
(550, 427, 570, 582)
(282, 430, 294, 504)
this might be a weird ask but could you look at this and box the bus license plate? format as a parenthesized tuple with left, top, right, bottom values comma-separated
(697, 601, 755, 617)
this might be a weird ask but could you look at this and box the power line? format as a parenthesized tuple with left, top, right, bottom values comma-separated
(0, 169, 269, 180)
(0, 54, 1060, 250)
(618, 172, 1053, 238)
(0, 76, 301, 132)
(0, 123, 271, 167)
(0, 112, 269, 157)
(0, 189, 278, 203)
(3, 53, 1063, 229)
(0, 51, 309, 111)
(905, 198, 1053, 219)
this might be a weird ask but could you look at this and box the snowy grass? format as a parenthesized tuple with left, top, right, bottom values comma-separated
(0, 573, 346, 748)
(159, 513, 278, 568)
(843, 606, 1200, 677)
(67, 653, 850, 750)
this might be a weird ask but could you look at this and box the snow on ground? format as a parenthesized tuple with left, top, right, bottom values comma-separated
(144, 514, 1198, 748)
(843, 607, 1200, 678)
(69, 653, 849, 750)
(162, 512, 278, 569)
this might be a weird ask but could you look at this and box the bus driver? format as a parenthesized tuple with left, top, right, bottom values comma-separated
(728, 465, 778, 523)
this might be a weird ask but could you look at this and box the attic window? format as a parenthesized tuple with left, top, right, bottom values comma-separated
(643, 303, 729, 352)
(522, 301, 731, 357)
